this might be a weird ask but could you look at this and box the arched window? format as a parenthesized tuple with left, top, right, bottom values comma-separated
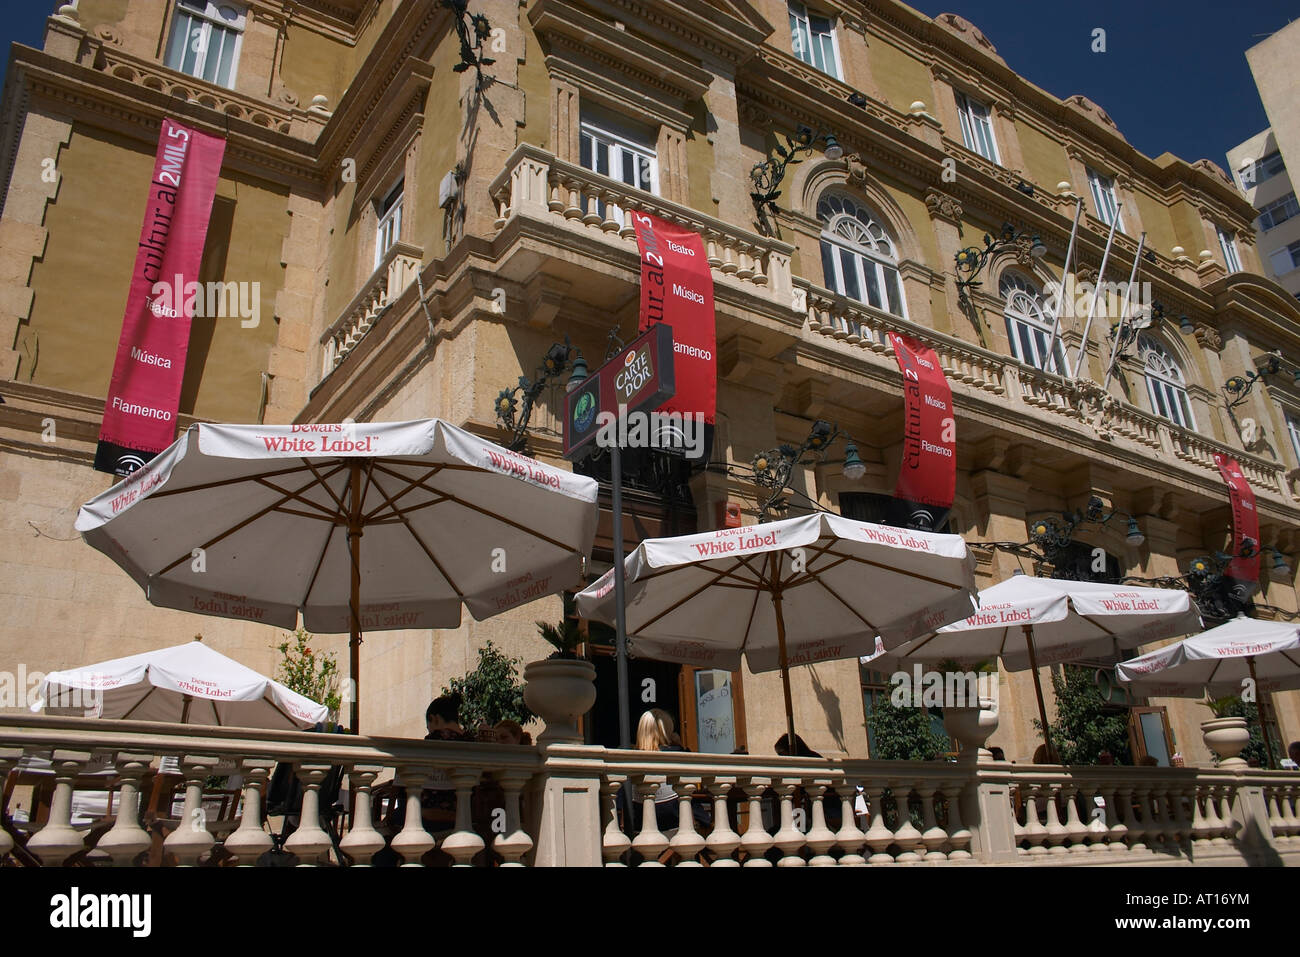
(817, 194, 906, 318)
(1140, 336, 1196, 430)
(1000, 272, 1067, 374)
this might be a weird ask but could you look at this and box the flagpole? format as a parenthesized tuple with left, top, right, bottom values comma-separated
(1042, 198, 1083, 376)
(1071, 203, 1122, 380)
(1101, 231, 1146, 393)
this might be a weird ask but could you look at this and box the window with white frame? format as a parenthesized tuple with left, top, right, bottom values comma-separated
(1287, 413, 1300, 465)
(1268, 240, 1300, 277)
(1087, 167, 1124, 230)
(1238, 151, 1286, 189)
(579, 114, 658, 221)
(1000, 272, 1068, 374)
(955, 92, 1000, 165)
(374, 180, 403, 270)
(1259, 192, 1300, 231)
(164, 0, 246, 90)
(817, 193, 906, 318)
(1140, 336, 1195, 430)
(788, 2, 840, 79)
(1216, 226, 1242, 272)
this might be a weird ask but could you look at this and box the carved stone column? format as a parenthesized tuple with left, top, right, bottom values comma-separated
(96, 752, 156, 866)
(224, 759, 276, 866)
(27, 750, 91, 865)
(338, 765, 387, 866)
(162, 755, 218, 867)
(284, 763, 335, 866)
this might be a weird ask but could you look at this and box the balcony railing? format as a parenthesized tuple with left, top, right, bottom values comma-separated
(797, 280, 1291, 499)
(489, 144, 796, 307)
(318, 241, 423, 382)
(2, 715, 1296, 867)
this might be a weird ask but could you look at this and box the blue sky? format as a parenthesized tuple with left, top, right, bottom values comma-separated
(2, 2, 1296, 167)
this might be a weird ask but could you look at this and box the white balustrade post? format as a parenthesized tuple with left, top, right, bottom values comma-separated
(834, 784, 867, 866)
(704, 776, 741, 867)
(494, 771, 535, 867)
(805, 782, 838, 866)
(918, 782, 948, 862)
(669, 777, 705, 867)
(284, 763, 335, 866)
(943, 784, 972, 861)
(862, 784, 895, 864)
(1022, 786, 1049, 856)
(738, 777, 774, 867)
(442, 770, 486, 867)
(601, 774, 631, 867)
(338, 765, 387, 866)
(223, 759, 275, 866)
(27, 750, 91, 865)
(391, 768, 436, 866)
(162, 755, 218, 866)
(96, 752, 155, 866)
(631, 775, 669, 867)
(890, 784, 924, 864)
(773, 779, 807, 867)
(1042, 784, 1069, 855)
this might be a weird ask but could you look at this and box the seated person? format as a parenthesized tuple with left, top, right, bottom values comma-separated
(772, 733, 839, 831)
(494, 720, 524, 745)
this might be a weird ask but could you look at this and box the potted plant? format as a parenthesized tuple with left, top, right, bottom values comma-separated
(1200, 694, 1251, 767)
(935, 658, 999, 760)
(523, 619, 595, 744)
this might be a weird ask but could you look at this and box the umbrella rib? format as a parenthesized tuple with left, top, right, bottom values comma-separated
(390, 469, 588, 555)
(304, 459, 348, 515)
(818, 549, 965, 590)
(810, 576, 881, 634)
(154, 468, 350, 576)
(119, 685, 159, 721)
(300, 516, 341, 608)
(635, 556, 756, 633)
(779, 540, 838, 588)
(148, 461, 341, 498)
(253, 476, 342, 521)
(365, 464, 444, 522)
(365, 466, 468, 599)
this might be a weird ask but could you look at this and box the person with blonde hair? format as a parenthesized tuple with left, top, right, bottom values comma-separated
(636, 708, 678, 752)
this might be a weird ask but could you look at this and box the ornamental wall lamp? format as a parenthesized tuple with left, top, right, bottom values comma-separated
(1219, 353, 1300, 410)
(441, 0, 495, 89)
(494, 337, 587, 452)
(953, 222, 1045, 303)
(750, 419, 864, 521)
(750, 125, 844, 236)
(1027, 495, 1145, 566)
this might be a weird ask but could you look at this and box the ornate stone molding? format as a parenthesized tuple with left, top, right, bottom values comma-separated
(1193, 323, 1223, 352)
(924, 189, 962, 224)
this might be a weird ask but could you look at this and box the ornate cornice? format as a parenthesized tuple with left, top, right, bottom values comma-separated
(1193, 323, 1223, 353)
(924, 189, 962, 225)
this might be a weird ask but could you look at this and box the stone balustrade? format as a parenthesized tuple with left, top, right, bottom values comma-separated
(319, 241, 423, 381)
(488, 144, 795, 306)
(2, 714, 1296, 867)
(1168, 426, 1285, 493)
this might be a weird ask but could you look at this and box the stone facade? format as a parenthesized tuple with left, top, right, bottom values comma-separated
(2, 0, 1299, 765)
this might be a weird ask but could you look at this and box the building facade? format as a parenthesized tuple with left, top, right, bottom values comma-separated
(3, 0, 1300, 767)
(1226, 19, 1300, 301)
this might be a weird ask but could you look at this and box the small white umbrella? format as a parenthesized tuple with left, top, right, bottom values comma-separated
(876, 575, 1202, 760)
(1117, 616, 1300, 767)
(35, 639, 329, 729)
(75, 419, 599, 731)
(576, 512, 978, 747)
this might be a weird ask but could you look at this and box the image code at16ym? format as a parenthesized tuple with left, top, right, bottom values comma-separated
(1126, 893, 1249, 908)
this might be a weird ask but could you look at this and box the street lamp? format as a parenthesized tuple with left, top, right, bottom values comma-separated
(953, 222, 1046, 303)
(751, 125, 844, 236)
(750, 419, 864, 520)
(494, 337, 588, 451)
(1220, 353, 1298, 410)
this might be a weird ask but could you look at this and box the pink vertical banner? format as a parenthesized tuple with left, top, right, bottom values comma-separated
(95, 118, 226, 476)
(1213, 453, 1260, 583)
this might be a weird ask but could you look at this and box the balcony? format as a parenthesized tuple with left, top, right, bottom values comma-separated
(2, 714, 1296, 867)
(318, 241, 423, 383)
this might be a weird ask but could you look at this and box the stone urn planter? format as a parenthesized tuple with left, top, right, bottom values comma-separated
(1201, 716, 1250, 767)
(943, 697, 999, 760)
(523, 657, 596, 744)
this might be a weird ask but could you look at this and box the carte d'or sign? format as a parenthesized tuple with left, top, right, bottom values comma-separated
(563, 323, 676, 460)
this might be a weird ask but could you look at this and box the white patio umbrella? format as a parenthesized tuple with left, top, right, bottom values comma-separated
(1117, 615, 1300, 767)
(35, 639, 329, 729)
(76, 419, 599, 731)
(575, 512, 979, 748)
(875, 575, 1202, 761)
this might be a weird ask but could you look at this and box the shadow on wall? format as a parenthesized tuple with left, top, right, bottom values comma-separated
(809, 665, 845, 753)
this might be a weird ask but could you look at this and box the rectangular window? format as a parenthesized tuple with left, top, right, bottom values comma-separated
(1269, 239, 1300, 277)
(1238, 151, 1286, 189)
(955, 92, 1000, 165)
(164, 0, 246, 90)
(1259, 192, 1300, 231)
(1217, 227, 1242, 272)
(1087, 167, 1124, 230)
(578, 115, 657, 222)
(374, 180, 403, 270)
(788, 2, 840, 79)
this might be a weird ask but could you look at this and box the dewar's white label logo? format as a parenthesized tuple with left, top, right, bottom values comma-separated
(50, 887, 151, 937)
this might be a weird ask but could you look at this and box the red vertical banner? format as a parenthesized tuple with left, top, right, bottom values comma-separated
(1213, 453, 1260, 583)
(95, 118, 226, 476)
(630, 211, 716, 436)
(888, 332, 955, 510)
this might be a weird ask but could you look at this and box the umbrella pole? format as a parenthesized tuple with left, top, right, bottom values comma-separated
(181, 693, 192, 725)
(1022, 624, 1057, 763)
(1246, 656, 1276, 768)
(348, 459, 363, 734)
(773, 588, 797, 753)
